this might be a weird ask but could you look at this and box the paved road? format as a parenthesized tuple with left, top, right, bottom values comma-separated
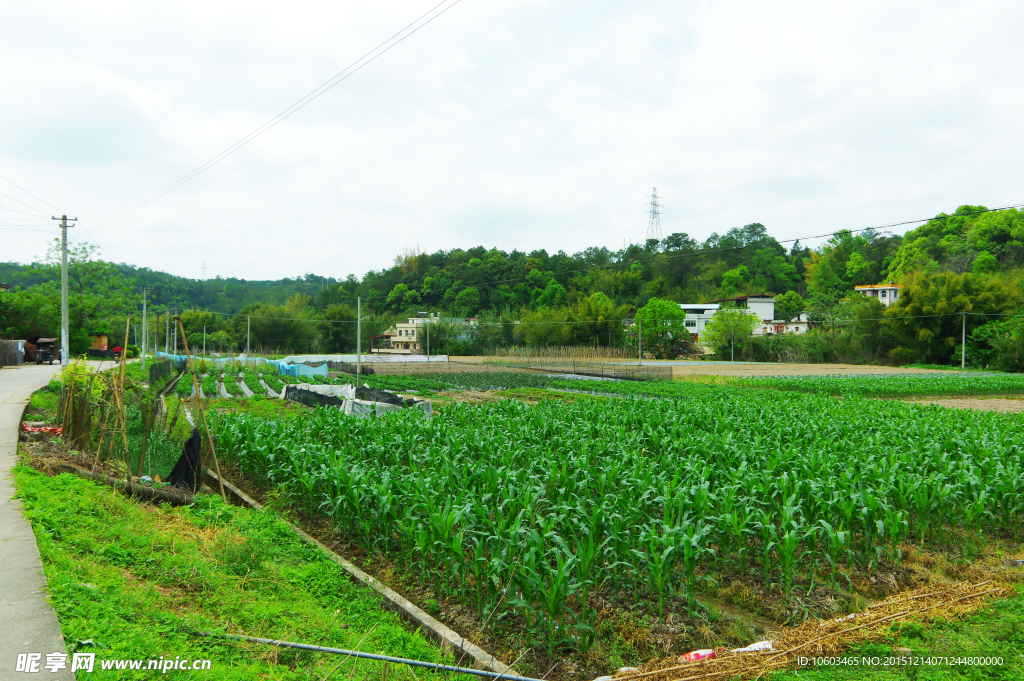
(0, 364, 75, 679)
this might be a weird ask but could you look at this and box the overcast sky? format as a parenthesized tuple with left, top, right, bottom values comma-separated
(2, 1, 1024, 281)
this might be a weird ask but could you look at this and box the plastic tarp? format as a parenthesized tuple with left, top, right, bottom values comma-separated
(279, 354, 448, 364)
(283, 383, 355, 408)
(276, 361, 329, 378)
(155, 351, 196, 371)
(341, 398, 432, 419)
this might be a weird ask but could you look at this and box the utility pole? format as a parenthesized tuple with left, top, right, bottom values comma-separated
(172, 308, 177, 355)
(426, 317, 430, 364)
(962, 311, 967, 369)
(356, 297, 362, 383)
(638, 318, 642, 365)
(141, 288, 147, 371)
(165, 312, 170, 354)
(246, 315, 250, 357)
(203, 326, 206, 358)
(51, 214, 76, 367)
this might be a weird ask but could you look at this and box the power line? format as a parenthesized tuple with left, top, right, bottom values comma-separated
(0, 190, 50, 217)
(0, 172, 62, 213)
(90, 0, 464, 234)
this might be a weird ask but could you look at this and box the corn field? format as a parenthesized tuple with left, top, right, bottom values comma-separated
(736, 372, 1024, 397)
(215, 381, 1024, 657)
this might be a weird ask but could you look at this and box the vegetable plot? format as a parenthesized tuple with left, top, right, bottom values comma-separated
(735, 372, 1024, 397)
(216, 387, 1024, 657)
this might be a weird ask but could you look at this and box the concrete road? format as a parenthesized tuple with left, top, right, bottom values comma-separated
(0, 364, 74, 679)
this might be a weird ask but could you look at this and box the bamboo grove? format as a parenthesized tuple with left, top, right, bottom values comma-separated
(214, 381, 1024, 657)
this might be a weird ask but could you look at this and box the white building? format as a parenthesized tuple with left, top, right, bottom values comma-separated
(854, 283, 902, 306)
(678, 303, 721, 340)
(682, 295, 812, 341)
(705, 295, 777, 337)
(372, 313, 439, 354)
(769, 312, 810, 335)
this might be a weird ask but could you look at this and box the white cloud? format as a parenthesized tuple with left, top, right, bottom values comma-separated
(2, 0, 1023, 280)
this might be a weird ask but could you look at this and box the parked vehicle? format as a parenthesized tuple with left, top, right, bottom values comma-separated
(35, 338, 57, 365)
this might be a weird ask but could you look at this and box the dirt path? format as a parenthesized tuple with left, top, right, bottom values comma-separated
(900, 396, 1024, 413)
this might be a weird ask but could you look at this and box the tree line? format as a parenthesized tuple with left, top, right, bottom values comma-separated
(2, 205, 1022, 368)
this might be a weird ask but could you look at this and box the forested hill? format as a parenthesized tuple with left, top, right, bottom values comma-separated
(3, 206, 1022, 317)
(0, 261, 336, 315)
(3, 204, 1023, 367)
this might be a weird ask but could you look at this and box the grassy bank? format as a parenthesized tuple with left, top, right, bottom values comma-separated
(14, 463, 445, 680)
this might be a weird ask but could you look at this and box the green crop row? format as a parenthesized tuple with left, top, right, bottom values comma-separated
(733, 372, 1024, 397)
(216, 388, 1024, 656)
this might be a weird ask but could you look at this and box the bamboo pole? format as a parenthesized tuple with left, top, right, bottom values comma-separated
(176, 316, 226, 503)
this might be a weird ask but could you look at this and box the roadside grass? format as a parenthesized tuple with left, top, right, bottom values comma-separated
(28, 378, 61, 421)
(772, 587, 1024, 680)
(13, 464, 444, 680)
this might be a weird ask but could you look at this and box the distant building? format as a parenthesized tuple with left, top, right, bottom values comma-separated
(372, 313, 439, 354)
(854, 283, 902, 306)
(678, 303, 721, 341)
(770, 312, 810, 335)
(0, 283, 10, 292)
(683, 294, 810, 340)
(704, 295, 777, 336)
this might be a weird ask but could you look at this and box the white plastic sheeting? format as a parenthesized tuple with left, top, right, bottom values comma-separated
(341, 397, 432, 419)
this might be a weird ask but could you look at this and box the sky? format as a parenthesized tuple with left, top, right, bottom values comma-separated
(2, 0, 1024, 282)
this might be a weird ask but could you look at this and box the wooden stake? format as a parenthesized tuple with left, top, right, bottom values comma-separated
(117, 318, 133, 486)
(90, 390, 114, 472)
(176, 316, 226, 503)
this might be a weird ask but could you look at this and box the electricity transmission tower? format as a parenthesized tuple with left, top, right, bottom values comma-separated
(646, 187, 662, 242)
(201, 261, 207, 279)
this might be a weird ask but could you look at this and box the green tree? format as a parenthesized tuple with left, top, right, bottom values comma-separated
(634, 297, 687, 359)
(454, 287, 481, 316)
(231, 303, 315, 354)
(702, 309, 759, 360)
(774, 291, 806, 321)
(24, 241, 139, 354)
(403, 290, 422, 308)
(719, 265, 751, 297)
(884, 271, 1021, 364)
(386, 283, 409, 309)
(972, 251, 997, 274)
(535, 281, 568, 309)
(571, 292, 631, 346)
(514, 307, 573, 346)
(317, 304, 357, 353)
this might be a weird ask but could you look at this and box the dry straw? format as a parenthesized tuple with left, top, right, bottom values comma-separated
(610, 580, 1008, 681)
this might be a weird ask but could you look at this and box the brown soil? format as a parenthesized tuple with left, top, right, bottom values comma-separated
(900, 396, 1024, 413)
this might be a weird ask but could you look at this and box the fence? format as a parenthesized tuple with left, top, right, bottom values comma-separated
(0, 340, 20, 367)
(148, 359, 174, 385)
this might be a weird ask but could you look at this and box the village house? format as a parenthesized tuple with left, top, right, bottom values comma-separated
(854, 283, 902, 306)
